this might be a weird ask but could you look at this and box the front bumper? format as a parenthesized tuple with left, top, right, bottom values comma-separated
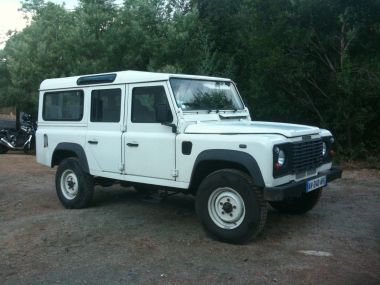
(263, 167, 342, 201)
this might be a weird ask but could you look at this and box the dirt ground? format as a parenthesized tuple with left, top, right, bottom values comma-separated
(0, 154, 379, 285)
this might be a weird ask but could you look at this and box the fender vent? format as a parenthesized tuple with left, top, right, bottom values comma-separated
(182, 141, 192, 155)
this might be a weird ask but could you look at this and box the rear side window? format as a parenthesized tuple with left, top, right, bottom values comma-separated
(43, 90, 84, 121)
(91, 89, 122, 122)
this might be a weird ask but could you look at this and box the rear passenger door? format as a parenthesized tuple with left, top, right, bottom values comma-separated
(85, 85, 125, 173)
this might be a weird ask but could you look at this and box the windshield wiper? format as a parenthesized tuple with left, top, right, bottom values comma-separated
(207, 109, 241, 113)
(219, 112, 248, 119)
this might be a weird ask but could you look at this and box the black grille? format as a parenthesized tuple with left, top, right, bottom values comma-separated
(291, 139, 323, 172)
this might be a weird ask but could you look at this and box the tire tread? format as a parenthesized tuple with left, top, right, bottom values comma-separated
(196, 169, 267, 244)
(55, 157, 94, 209)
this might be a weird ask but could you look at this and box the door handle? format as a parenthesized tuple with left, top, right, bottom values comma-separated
(88, 140, 98, 145)
(127, 142, 139, 147)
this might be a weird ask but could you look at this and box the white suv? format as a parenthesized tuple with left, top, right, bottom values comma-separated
(36, 70, 342, 243)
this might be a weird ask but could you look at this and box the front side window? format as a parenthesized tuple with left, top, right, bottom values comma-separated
(91, 88, 121, 122)
(170, 78, 244, 111)
(43, 90, 84, 121)
(131, 86, 172, 123)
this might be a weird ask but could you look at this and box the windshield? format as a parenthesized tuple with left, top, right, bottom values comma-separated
(170, 78, 244, 111)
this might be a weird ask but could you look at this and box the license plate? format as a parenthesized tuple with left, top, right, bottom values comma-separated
(306, 176, 327, 192)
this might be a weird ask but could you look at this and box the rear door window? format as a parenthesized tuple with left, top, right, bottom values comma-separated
(90, 88, 122, 122)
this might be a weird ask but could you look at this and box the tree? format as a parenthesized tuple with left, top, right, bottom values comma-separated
(232, 0, 380, 159)
(3, 2, 76, 114)
(0, 0, 379, 160)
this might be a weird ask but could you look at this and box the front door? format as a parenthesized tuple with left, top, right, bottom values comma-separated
(124, 82, 176, 180)
(85, 85, 125, 173)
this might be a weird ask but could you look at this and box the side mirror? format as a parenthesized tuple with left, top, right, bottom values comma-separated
(155, 103, 176, 133)
(155, 103, 172, 123)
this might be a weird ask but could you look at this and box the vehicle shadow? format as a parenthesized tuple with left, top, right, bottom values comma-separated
(91, 185, 315, 242)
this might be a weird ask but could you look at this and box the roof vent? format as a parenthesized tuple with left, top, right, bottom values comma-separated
(77, 73, 117, 85)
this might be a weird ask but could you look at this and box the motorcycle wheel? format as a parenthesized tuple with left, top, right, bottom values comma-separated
(24, 146, 35, 155)
(23, 138, 36, 155)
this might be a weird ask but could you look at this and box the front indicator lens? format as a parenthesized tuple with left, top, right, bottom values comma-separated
(322, 142, 327, 156)
(278, 149, 286, 166)
(274, 147, 286, 168)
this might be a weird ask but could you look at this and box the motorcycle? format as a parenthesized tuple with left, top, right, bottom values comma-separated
(0, 113, 36, 154)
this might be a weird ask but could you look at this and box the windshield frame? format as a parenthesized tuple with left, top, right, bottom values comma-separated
(169, 77, 245, 112)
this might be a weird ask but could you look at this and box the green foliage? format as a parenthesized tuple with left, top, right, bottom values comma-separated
(0, 0, 379, 161)
(192, 90, 233, 110)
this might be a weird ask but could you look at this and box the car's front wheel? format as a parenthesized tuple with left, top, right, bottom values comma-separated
(55, 157, 94, 209)
(195, 169, 267, 244)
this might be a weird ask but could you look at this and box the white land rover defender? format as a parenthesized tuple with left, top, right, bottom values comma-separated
(36, 70, 342, 243)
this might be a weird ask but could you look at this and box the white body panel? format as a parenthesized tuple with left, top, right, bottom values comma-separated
(39, 70, 230, 91)
(36, 123, 87, 166)
(85, 85, 126, 173)
(184, 120, 320, 137)
(36, 70, 335, 191)
(174, 132, 331, 188)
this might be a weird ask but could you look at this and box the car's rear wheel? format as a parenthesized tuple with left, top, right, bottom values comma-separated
(269, 188, 322, 214)
(55, 157, 94, 209)
(195, 169, 267, 244)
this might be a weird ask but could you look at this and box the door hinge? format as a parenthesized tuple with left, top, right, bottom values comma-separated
(119, 163, 125, 172)
(171, 169, 179, 178)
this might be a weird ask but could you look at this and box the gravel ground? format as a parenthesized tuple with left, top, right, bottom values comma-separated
(0, 154, 379, 285)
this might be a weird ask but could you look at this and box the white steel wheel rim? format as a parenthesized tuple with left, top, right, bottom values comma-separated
(208, 187, 246, 229)
(60, 169, 79, 200)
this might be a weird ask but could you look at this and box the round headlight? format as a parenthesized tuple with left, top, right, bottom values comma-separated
(322, 142, 327, 156)
(278, 149, 286, 166)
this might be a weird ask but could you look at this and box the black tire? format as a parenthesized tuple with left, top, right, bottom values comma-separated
(0, 144, 8, 154)
(269, 188, 322, 215)
(195, 169, 267, 244)
(23, 145, 35, 155)
(55, 157, 94, 209)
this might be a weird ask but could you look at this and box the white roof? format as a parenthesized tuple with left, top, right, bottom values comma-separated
(39, 70, 231, 91)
